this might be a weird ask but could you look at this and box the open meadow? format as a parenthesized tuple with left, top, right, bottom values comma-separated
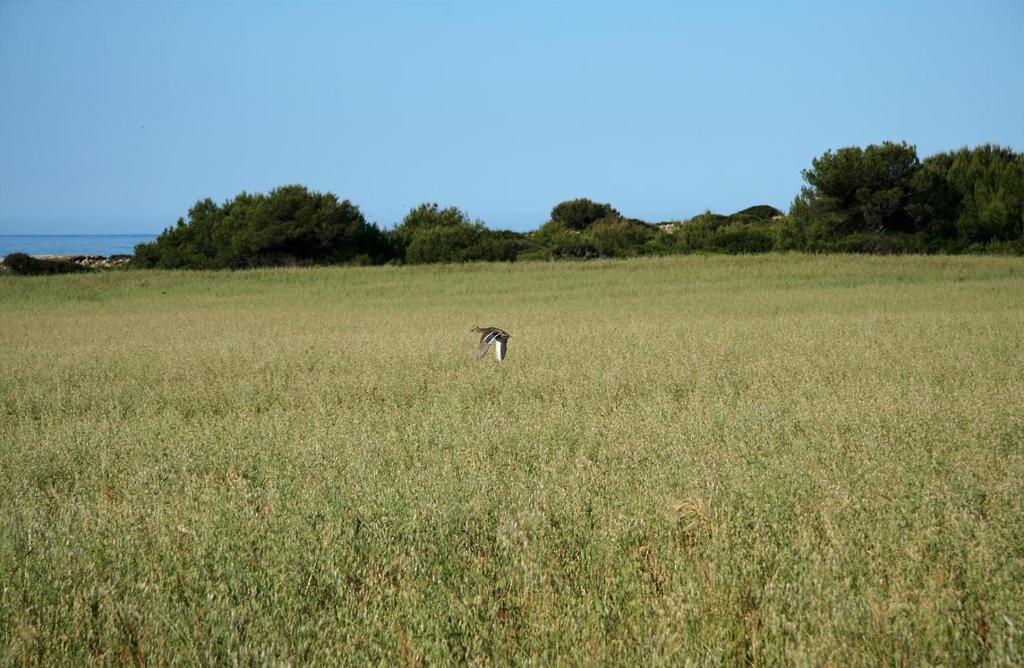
(1, 254, 1023, 665)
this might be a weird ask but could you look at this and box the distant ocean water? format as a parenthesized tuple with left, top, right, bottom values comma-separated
(0, 235, 156, 257)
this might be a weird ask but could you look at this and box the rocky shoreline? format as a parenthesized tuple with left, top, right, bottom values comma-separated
(0, 252, 133, 275)
(31, 254, 132, 269)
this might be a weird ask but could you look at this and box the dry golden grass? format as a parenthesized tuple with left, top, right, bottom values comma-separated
(1, 254, 1023, 664)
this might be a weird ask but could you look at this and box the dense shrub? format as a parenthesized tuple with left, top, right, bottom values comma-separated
(405, 225, 480, 264)
(583, 219, 656, 257)
(710, 223, 775, 254)
(529, 208, 656, 260)
(476, 230, 532, 262)
(117, 141, 1023, 272)
(965, 238, 1024, 255)
(528, 197, 657, 259)
(669, 211, 727, 252)
(395, 203, 526, 264)
(2, 253, 90, 276)
(133, 185, 390, 269)
(550, 198, 620, 231)
(829, 233, 930, 255)
(790, 142, 1024, 250)
(729, 205, 784, 223)
(392, 203, 472, 246)
(651, 213, 778, 255)
(913, 145, 1024, 244)
(528, 221, 600, 259)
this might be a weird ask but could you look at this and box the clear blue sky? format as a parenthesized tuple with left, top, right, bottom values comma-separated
(1, 1, 1022, 234)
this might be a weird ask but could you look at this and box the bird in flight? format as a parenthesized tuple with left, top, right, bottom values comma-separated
(471, 326, 511, 362)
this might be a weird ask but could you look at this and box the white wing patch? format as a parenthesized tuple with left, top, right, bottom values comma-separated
(495, 338, 507, 362)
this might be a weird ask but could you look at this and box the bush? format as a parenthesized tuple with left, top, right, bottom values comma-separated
(640, 230, 684, 256)
(133, 185, 390, 269)
(729, 205, 784, 223)
(404, 225, 480, 264)
(392, 203, 473, 246)
(476, 230, 532, 262)
(2, 253, 90, 276)
(550, 198, 620, 231)
(528, 222, 599, 259)
(526, 198, 627, 259)
(830, 233, 930, 255)
(965, 238, 1024, 256)
(710, 223, 775, 254)
(669, 212, 725, 252)
(583, 218, 656, 257)
(527, 214, 655, 260)
(396, 203, 526, 264)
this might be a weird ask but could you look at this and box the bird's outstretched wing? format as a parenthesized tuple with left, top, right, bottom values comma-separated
(476, 337, 491, 359)
(495, 337, 508, 362)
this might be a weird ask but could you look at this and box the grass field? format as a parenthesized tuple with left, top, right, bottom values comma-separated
(2, 254, 1023, 665)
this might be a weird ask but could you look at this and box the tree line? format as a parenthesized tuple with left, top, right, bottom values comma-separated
(128, 188, 806, 269)
(5, 141, 1022, 275)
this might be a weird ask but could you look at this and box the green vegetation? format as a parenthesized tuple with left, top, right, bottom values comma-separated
(1, 142, 1019, 272)
(113, 142, 1022, 270)
(528, 204, 657, 260)
(787, 142, 1024, 252)
(392, 203, 525, 264)
(1, 252, 91, 276)
(131, 185, 391, 269)
(2, 255, 1022, 664)
(647, 207, 780, 256)
(549, 198, 621, 230)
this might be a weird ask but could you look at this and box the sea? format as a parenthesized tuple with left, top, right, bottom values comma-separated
(0, 235, 156, 258)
